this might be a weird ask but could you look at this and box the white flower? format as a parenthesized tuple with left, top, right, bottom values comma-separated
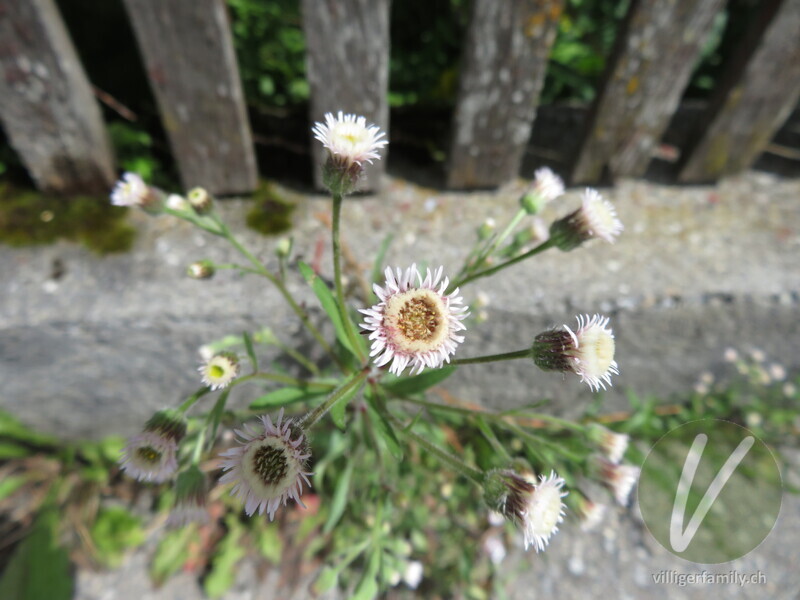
(312, 111, 387, 167)
(166, 194, 190, 211)
(119, 431, 178, 483)
(532, 314, 619, 391)
(218, 409, 312, 520)
(532, 167, 565, 203)
(199, 352, 240, 390)
(110, 172, 150, 207)
(402, 561, 423, 589)
(595, 456, 640, 506)
(360, 264, 469, 376)
(550, 188, 623, 249)
(483, 534, 507, 565)
(587, 423, 629, 464)
(575, 498, 607, 532)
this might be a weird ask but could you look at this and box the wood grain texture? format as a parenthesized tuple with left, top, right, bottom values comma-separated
(0, 0, 115, 194)
(679, 0, 800, 183)
(301, 0, 390, 192)
(446, 0, 563, 189)
(571, 0, 725, 183)
(122, 0, 257, 195)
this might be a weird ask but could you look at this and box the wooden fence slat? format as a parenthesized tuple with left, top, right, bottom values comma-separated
(446, 0, 563, 189)
(571, 0, 725, 184)
(0, 0, 115, 194)
(679, 0, 800, 183)
(121, 0, 257, 195)
(301, 0, 390, 192)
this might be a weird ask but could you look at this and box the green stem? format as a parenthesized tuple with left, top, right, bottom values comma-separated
(219, 222, 345, 371)
(232, 372, 336, 389)
(451, 349, 531, 366)
(178, 387, 212, 413)
(479, 208, 526, 265)
(453, 238, 554, 289)
(300, 370, 368, 429)
(388, 414, 484, 484)
(331, 193, 366, 363)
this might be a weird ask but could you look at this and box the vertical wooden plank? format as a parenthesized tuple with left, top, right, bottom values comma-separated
(679, 0, 800, 183)
(301, 0, 390, 192)
(0, 0, 115, 194)
(571, 0, 725, 184)
(446, 0, 563, 189)
(122, 0, 257, 195)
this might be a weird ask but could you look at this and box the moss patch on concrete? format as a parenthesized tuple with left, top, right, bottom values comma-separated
(0, 184, 136, 254)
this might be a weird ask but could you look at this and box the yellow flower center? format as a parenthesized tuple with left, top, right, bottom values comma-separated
(384, 289, 449, 353)
(209, 364, 225, 379)
(136, 446, 162, 464)
(577, 327, 615, 377)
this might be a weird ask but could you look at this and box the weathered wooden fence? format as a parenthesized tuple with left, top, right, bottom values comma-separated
(0, 0, 798, 195)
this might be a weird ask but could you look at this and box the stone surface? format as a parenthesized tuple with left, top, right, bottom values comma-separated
(1, 171, 799, 437)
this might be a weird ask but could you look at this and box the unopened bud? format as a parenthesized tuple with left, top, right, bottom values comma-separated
(188, 187, 213, 215)
(187, 260, 215, 280)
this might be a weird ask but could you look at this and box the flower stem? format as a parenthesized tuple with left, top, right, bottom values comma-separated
(218, 221, 345, 371)
(480, 208, 527, 264)
(451, 349, 531, 366)
(331, 193, 366, 363)
(454, 238, 554, 289)
(300, 369, 368, 429)
(232, 372, 335, 389)
(178, 387, 212, 413)
(388, 414, 484, 483)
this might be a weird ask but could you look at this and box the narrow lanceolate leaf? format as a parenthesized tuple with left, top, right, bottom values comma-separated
(249, 384, 332, 409)
(382, 365, 457, 397)
(365, 399, 403, 460)
(242, 331, 258, 371)
(371, 233, 394, 293)
(298, 261, 364, 358)
(323, 460, 354, 534)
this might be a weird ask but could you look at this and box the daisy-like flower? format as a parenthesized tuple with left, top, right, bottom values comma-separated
(312, 111, 388, 195)
(360, 264, 469, 376)
(594, 456, 640, 506)
(521, 167, 565, 214)
(572, 495, 607, 531)
(549, 188, 623, 250)
(218, 409, 312, 520)
(483, 469, 568, 552)
(110, 172, 162, 212)
(586, 423, 629, 464)
(120, 430, 179, 482)
(531, 313, 619, 391)
(168, 465, 209, 527)
(199, 352, 240, 390)
(119, 408, 186, 483)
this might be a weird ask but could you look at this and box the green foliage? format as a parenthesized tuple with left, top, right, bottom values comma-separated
(0, 184, 135, 254)
(245, 182, 296, 235)
(90, 507, 147, 568)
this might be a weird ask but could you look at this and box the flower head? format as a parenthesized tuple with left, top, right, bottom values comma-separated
(312, 112, 388, 195)
(169, 465, 209, 527)
(120, 430, 179, 482)
(586, 423, 629, 464)
(360, 264, 469, 376)
(110, 172, 162, 212)
(572, 494, 607, 531)
(187, 187, 213, 215)
(549, 188, 622, 250)
(199, 352, 240, 390)
(594, 456, 640, 506)
(521, 167, 565, 214)
(531, 314, 618, 391)
(218, 409, 312, 520)
(483, 469, 568, 552)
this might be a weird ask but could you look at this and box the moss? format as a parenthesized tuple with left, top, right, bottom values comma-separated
(245, 181, 295, 236)
(0, 184, 136, 254)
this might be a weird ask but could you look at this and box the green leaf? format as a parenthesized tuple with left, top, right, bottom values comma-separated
(0, 508, 73, 600)
(366, 402, 403, 460)
(90, 507, 146, 568)
(254, 523, 283, 564)
(297, 261, 360, 357)
(150, 526, 198, 585)
(242, 331, 258, 371)
(249, 385, 330, 409)
(0, 475, 27, 500)
(0, 442, 30, 459)
(352, 549, 381, 600)
(329, 380, 362, 430)
(382, 366, 456, 397)
(323, 460, 354, 534)
(0, 409, 57, 446)
(312, 566, 339, 595)
(204, 516, 247, 598)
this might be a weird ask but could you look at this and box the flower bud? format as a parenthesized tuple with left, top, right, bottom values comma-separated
(549, 188, 622, 251)
(169, 464, 209, 527)
(188, 187, 213, 215)
(187, 260, 215, 280)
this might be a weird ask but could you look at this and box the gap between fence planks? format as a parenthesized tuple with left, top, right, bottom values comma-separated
(122, 0, 257, 196)
(679, 0, 800, 183)
(301, 0, 390, 193)
(0, 0, 115, 194)
(571, 0, 725, 184)
(446, 0, 563, 190)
